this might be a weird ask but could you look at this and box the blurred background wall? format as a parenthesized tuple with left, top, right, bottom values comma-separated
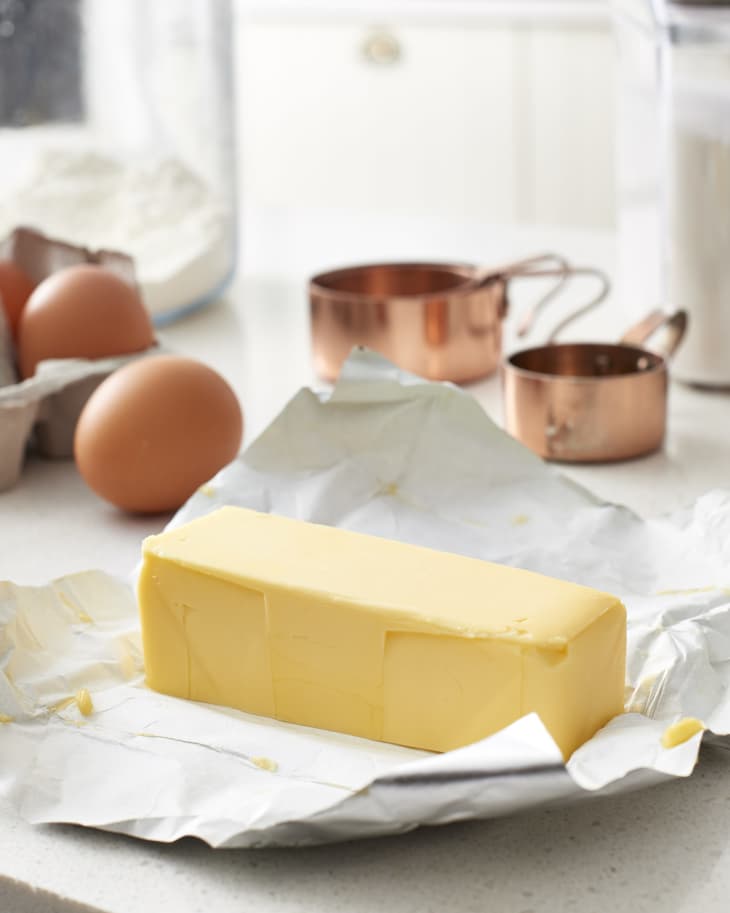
(235, 1, 615, 229)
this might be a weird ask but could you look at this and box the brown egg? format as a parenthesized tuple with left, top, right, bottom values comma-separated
(74, 355, 243, 514)
(0, 260, 35, 339)
(17, 264, 154, 378)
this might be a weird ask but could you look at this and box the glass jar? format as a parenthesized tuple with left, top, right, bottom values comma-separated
(614, 0, 730, 385)
(0, 0, 236, 325)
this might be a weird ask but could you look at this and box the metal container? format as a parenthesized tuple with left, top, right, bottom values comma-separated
(311, 262, 507, 384)
(502, 310, 687, 463)
(310, 256, 607, 384)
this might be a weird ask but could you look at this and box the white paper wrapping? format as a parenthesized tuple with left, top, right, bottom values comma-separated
(1, 350, 729, 847)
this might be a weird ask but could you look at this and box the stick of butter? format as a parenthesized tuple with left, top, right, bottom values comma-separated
(138, 507, 626, 759)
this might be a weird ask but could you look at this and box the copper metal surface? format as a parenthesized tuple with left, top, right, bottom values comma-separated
(309, 257, 609, 384)
(310, 262, 507, 384)
(502, 311, 687, 463)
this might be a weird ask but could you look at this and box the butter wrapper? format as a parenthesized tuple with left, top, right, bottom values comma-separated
(0, 350, 728, 847)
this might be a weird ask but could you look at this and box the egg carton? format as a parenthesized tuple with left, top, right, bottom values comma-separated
(0, 227, 156, 492)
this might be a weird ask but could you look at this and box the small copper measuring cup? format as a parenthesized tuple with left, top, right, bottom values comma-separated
(502, 310, 687, 462)
(310, 255, 608, 384)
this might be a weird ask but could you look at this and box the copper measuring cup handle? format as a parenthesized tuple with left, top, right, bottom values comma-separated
(619, 310, 688, 359)
(477, 253, 611, 339)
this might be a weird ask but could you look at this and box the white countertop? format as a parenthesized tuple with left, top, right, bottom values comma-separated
(2, 207, 730, 912)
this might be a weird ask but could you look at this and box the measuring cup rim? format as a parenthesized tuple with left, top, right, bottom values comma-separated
(504, 340, 668, 383)
(309, 261, 487, 301)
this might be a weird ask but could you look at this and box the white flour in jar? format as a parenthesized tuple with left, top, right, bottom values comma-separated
(0, 147, 233, 321)
(667, 71, 730, 386)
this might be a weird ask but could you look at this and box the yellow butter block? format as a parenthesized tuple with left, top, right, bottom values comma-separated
(138, 507, 626, 759)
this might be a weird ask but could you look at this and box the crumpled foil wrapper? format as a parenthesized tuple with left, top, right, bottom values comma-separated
(1, 351, 728, 847)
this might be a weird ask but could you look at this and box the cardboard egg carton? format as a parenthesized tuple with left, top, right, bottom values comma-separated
(0, 227, 157, 491)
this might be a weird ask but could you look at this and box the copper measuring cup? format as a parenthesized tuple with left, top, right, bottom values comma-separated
(310, 255, 608, 384)
(502, 310, 688, 463)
